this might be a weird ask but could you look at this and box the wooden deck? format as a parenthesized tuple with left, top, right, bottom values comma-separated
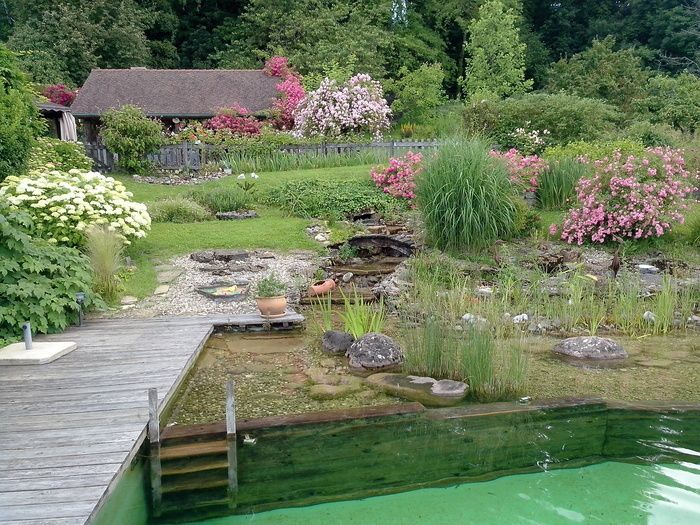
(0, 315, 283, 525)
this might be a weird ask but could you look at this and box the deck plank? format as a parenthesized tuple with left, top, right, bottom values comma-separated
(0, 316, 218, 525)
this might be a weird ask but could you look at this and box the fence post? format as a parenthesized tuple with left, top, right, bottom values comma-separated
(148, 388, 162, 517)
(226, 379, 238, 508)
(390, 140, 395, 157)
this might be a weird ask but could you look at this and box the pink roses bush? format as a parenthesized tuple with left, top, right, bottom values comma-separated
(205, 105, 262, 136)
(489, 148, 548, 192)
(371, 151, 423, 200)
(560, 148, 697, 244)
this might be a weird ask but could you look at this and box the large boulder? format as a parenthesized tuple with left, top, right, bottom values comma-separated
(345, 333, 403, 372)
(552, 336, 627, 360)
(365, 373, 468, 407)
(321, 331, 355, 354)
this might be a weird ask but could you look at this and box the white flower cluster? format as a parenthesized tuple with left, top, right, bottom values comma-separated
(0, 167, 151, 246)
(509, 121, 550, 153)
(236, 172, 259, 180)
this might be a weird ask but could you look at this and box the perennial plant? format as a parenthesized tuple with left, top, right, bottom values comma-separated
(370, 151, 423, 200)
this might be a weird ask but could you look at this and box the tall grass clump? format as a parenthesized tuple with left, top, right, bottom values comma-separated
(340, 290, 386, 338)
(417, 138, 517, 252)
(536, 158, 591, 210)
(189, 187, 251, 213)
(148, 197, 212, 223)
(222, 148, 389, 173)
(85, 226, 123, 303)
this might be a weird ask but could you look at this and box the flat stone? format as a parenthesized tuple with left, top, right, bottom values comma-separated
(475, 286, 493, 298)
(216, 210, 258, 220)
(342, 272, 354, 283)
(637, 264, 660, 274)
(365, 373, 468, 407)
(153, 284, 169, 295)
(157, 270, 182, 284)
(191, 250, 251, 263)
(0, 341, 77, 365)
(121, 295, 138, 305)
(346, 333, 403, 371)
(321, 331, 355, 354)
(308, 384, 359, 400)
(552, 336, 627, 360)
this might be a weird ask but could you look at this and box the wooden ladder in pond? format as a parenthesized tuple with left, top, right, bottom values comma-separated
(148, 381, 238, 522)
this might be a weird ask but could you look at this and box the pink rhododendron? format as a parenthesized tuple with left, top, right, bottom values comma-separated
(204, 106, 262, 136)
(489, 148, 548, 192)
(264, 56, 292, 78)
(42, 84, 77, 106)
(560, 148, 698, 245)
(293, 74, 391, 139)
(264, 56, 306, 130)
(371, 151, 423, 200)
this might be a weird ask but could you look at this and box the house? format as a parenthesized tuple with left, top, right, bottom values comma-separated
(70, 68, 282, 142)
(38, 100, 77, 141)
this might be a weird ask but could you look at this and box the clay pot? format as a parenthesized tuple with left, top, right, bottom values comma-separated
(308, 278, 336, 296)
(255, 296, 287, 318)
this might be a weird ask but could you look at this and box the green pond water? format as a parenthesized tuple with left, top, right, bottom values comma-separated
(183, 460, 700, 525)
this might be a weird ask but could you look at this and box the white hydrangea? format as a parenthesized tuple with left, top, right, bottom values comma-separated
(0, 167, 151, 246)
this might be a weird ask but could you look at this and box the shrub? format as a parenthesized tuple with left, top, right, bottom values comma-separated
(560, 148, 698, 244)
(511, 197, 541, 237)
(623, 121, 685, 147)
(489, 148, 548, 193)
(293, 74, 391, 139)
(28, 137, 93, 171)
(464, 93, 620, 147)
(0, 45, 41, 182)
(101, 105, 164, 174)
(189, 187, 252, 213)
(638, 73, 700, 133)
(0, 201, 94, 342)
(370, 151, 423, 200)
(0, 168, 151, 246)
(204, 105, 263, 136)
(148, 197, 212, 223)
(536, 158, 593, 210)
(42, 84, 77, 106)
(543, 140, 646, 163)
(85, 225, 123, 303)
(417, 138, 517, 252)
(390, 63, 447, 123)
(264, 56, 305, 130)
(265, 179, 401, 220)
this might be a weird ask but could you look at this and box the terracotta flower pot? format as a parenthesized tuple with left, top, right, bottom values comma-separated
(308, 278, 336, 296)
(255, 296, 287, 318)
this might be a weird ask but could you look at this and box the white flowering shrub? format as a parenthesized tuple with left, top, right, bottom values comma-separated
(293, 74, 391, 139)
(0, 168, 151, 246)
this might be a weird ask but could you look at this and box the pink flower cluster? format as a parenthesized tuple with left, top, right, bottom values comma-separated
(263, 56, 292, 78)
(264, 56, 306, 130)
(490, 148, 548, 192)
(42, 84, 77, 106)
(293, 74, 391, 139)
(204, 105, 262, 136)
(560, 148, 698, 245)
(371, 151, 423, 200)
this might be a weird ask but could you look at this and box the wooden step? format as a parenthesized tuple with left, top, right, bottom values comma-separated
(162, 476, 229, 494)
(159, 439, 228, 461)
(161, 458, 229, 477)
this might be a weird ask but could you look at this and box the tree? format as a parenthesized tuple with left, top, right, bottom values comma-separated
(390, 63, 446, 123)
(546, 37, 649, 113)
(462, 0, 533, 100)
(0, 44, 41, 182)
(638, 73, 700, 133)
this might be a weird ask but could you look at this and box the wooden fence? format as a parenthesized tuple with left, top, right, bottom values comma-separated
(83, 140, 440, 172)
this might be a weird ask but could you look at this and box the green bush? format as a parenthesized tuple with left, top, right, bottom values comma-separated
(622, 121, 685, 147)
(637, 73, 700, 133)
(0, 201, 94, 343)
(464, 93, 620, 146)
(416, 138, 517, 252)
(148, 197, 212, 223)
(390, 63, 447, 123)
(542, 139, 646, 162)
(264, 179, 401, 219)
(28, 137, 93, 171)
(536, 158, 592, 210)
(0, 45, 41, 182)
(512, 198, 542, 236)
(101, 105, 163, 174)
(189, 187, 252, 213)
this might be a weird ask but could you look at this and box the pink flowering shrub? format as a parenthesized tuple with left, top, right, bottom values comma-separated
(42, 84, 77, 106)
(560, 148, 698, 244)
(489, 148, 548, 192)
(371, 151, 423, 200)
(264, 56, 306, 130)
(205, 105, 262, 136)
(293, 74, 391, 139)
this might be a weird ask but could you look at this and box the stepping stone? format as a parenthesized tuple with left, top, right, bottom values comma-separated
(308, 383, 360, 400)
(552, 336, 627, 360)
(365, 373, 468, 407)
(153, 284, 169, 295)
(157, 270, 182, 284)
(121, 295, 138, 305)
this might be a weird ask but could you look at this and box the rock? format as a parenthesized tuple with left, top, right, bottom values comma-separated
(342, 272, 354, 283)
(346, 333, 403, 371)
(643, 311, 657, 323)
(322, 331, 355, 354)
(190, 250, 250, 263)
(475, 286, 493, 298)
(314, 233, 329, 242)
(688, 315, 700, 327)
(552, 336, 627, 360)
(365, 373, 468, 407)
(512, 313, 529, 324)
(308, 384, 359, 400)
(637, 264, 660, 274)
(157, 270, 182, 284)
(153, 284, 169, 296)
(216, 210, 258, 220)
(462, 313, 488, 325)
(121, 295, 138, 305)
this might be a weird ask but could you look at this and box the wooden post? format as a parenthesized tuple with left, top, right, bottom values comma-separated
(226, 379, 238, 508)
(148, 388, 162, 517)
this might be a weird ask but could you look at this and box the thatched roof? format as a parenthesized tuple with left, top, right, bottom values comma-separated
(71, 68, 281, 118)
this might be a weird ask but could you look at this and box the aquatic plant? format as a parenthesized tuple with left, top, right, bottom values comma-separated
(340, 290, 386, 339)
